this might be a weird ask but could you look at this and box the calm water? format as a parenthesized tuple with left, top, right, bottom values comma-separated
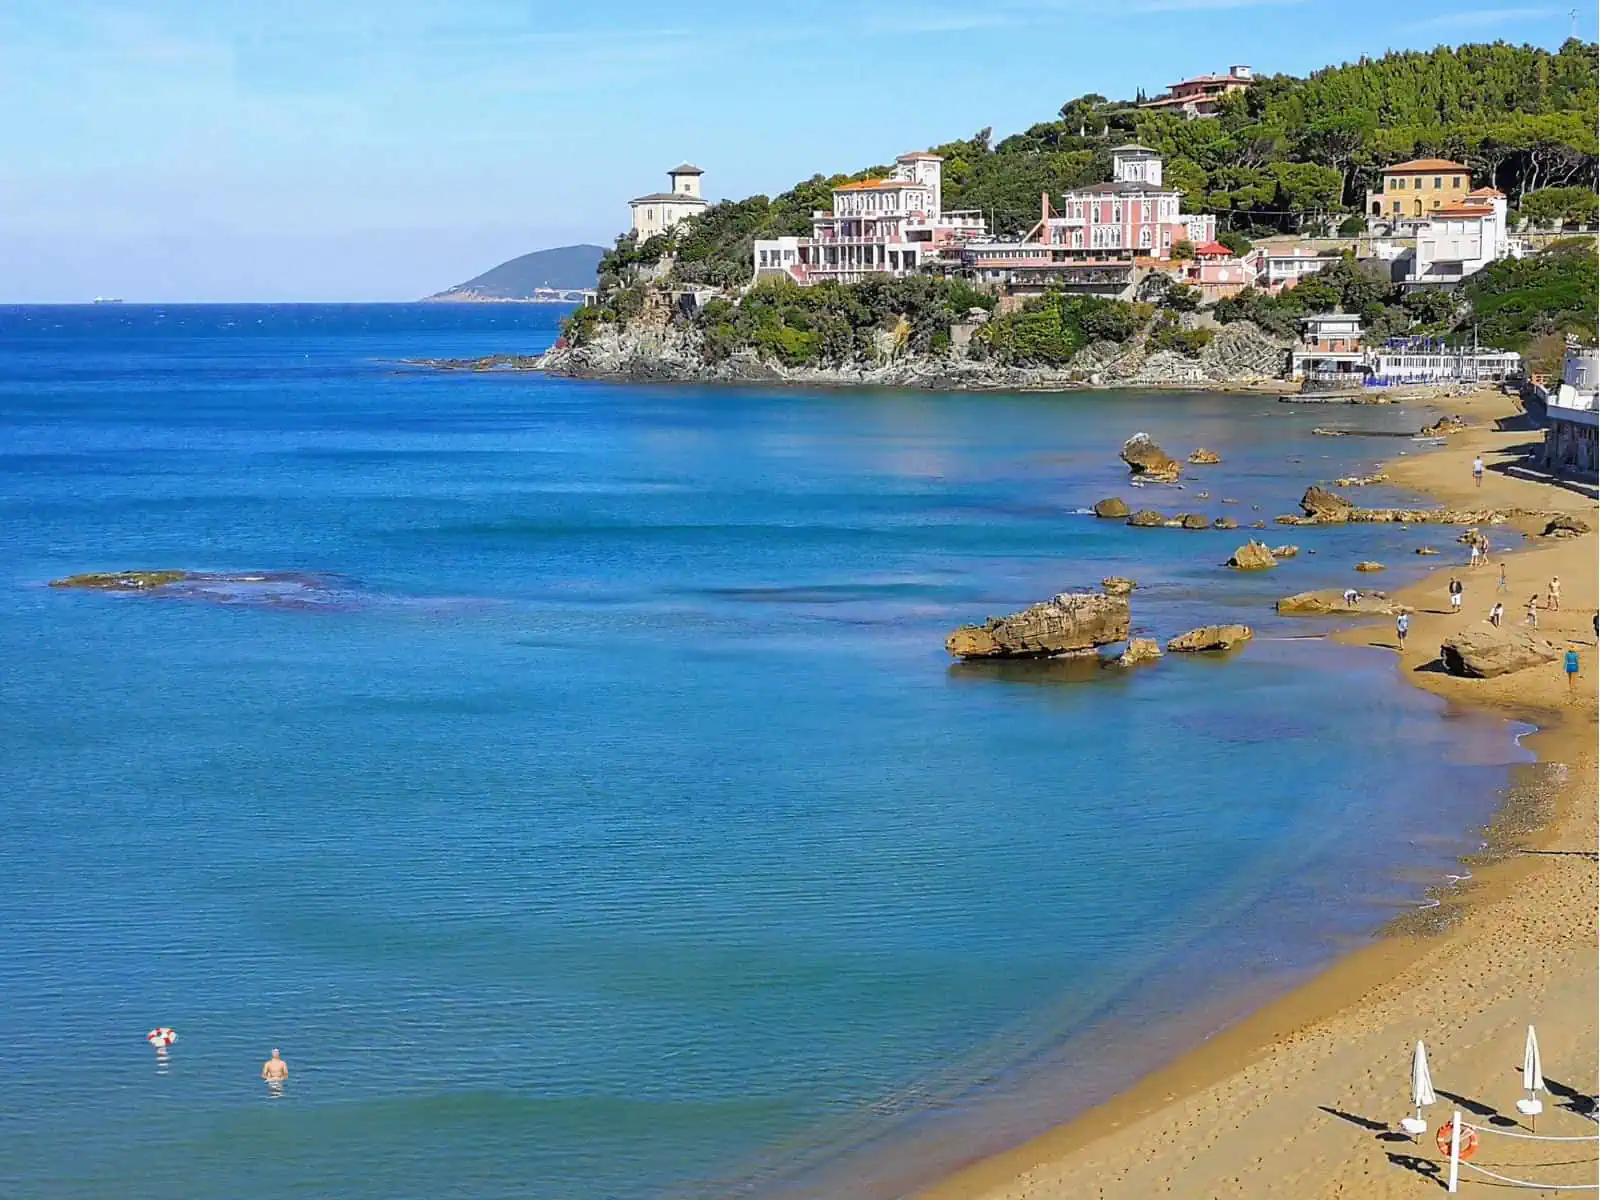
(0, 305, 1525, 1199)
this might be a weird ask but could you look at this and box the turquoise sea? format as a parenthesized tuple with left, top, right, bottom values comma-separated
(0, 304, 1526, 1199)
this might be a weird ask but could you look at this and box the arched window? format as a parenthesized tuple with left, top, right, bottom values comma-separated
(1414, 198, 1423, 217)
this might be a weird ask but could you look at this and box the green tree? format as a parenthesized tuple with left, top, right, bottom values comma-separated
(1171, 239, 1196, 261)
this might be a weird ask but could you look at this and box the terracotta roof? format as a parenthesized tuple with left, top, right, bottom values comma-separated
(1467, 186, 1505, 197)
(1192, 241, 1234, 257)
(834, 178, 919, 191)
(1170, 73, 1249, 86)
(1383, 158, 1469, 173)
(1430, 205, 1495, 218)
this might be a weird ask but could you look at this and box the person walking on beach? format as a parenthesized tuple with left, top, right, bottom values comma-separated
(1548, 576, 1561, 612)
(262, 1049, 288, 1083)
(1468, 541, 1481, 570)
(1343, 587, 1359, 607)
(1489, 602, 1504, 628)
(1396, 611, 1410, 649)
(1472, 455, 1484, 487)
(1564, 644, 1580, 696)
(1448, 576, 1463, 614)
(1498, 562, 1508, 593)
(1526, 595, 1541, 629)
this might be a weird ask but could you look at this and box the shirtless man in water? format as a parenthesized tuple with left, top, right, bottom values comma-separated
(262, 1049, 288, 1082)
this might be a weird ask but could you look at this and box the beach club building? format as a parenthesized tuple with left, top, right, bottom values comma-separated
(752, 153, 987, 285)
(1543, 345, 1599, 477)
(1289, 314, 1365, 381)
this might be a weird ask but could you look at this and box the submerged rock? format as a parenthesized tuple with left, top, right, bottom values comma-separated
(1093, 497, 1130, 519)
(51, 570, 194, 590)
(1213, 516, 1239, 530)
(1188, 448, 1222, 465)
(1270, 544, 1299, 558)
(1227, 540, 1278, 570)
(1416, 546, 1440, 555)
(1101, 576, 1137, 596)
(1167, 624, 1254, 653)
(1355, 560, 1385, 572)
(1439, 628, 1561, 678)
(946, 592, 1131, 659)
(1277, 590, 1405, 616)
(1116, 637, 1163, 667)
(1120, 433, 1182, 482)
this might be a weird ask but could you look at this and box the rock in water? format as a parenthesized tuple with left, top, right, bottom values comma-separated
(1416, 546, 1440, 555)
(1354, 560, 1385, 572)
(1439, 629, 1562, 678)
(1227, 540, 1278, 570)
(1420, 414, 1467, 437)
(1277, 590, 1404, 616)
(1116, 637, 1163, 667)
(1120, 433, 1182, 482)
(1213, 516, 1239, 530)
(50, 570, 192, 590)
(1543, 513, 1592, 537)
(1174, 513, 1210, 530)
(1270, 544, 1299, 558)
(1093, 497, 1130, 519)
(1127, 509, 1166, 527)
(1101, 577, 1137, 596)
(1300, 485, 1354, 519)
(1167, 625, 1254, 653)
(946, 592, 1131, 659)
(1188, 448, 1222, 465)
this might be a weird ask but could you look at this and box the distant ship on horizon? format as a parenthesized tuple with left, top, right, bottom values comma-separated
(91, 297, 125, 304)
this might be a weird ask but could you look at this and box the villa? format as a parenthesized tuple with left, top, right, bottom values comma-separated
(1405, 188, 1519, 287)
(1365, 159, 1472, 233)
(1139, 66, 1254, 119)
(629, 164, 709, 241)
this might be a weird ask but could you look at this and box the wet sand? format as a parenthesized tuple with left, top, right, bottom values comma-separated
(921, 388, 1598, 1198)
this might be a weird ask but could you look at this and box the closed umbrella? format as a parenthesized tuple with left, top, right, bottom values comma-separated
(1517, 1025, 1544, 1131)
(1402, 1040, 1436, 1140)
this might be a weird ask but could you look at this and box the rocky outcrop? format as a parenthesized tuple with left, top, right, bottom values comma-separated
(1093, 497, 1130, 519)
(1277, 590, 1405, 616)
(1295, 483, 1525, 527)
(1120, 433, 1182, 482)
(1174, 512, 1210, 530)
(1101, 577, 1137, 596)
(1543, 513, 1592, 537)
(1127, 509, 1166, 527)
(1439, 628, 1562, 678)
(1300, 485, 1355, 519)
(1188, 448, 1222, 465)
(1334, 472, 1389, 487)
(1270, 544, 1299, 558)
(1227, 540, 1278, 570)
(51, 570, 193, 590)
(1116, 637, 1163, 667)
(1213, 516, 1239, 530)
(1167, 624, 1254, 653)
(1419, 414, 1468, 437)
(946, 592, 1131, 659)
(1416, 546, 1440, 555)
(1354, 561, 1385, 572)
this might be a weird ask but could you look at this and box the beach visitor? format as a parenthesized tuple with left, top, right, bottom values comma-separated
(1343, 587, 1358, 607)
(1469, 542, 1481, 569)
(1448, 577, 1463, 614)
(1549, 576, 1561, 611)
(1564, 645, 1580, 696)
(1472, 455, 1484, 487)
(1526, 595, 1541, 629)
(262, 1049, 288, 1083)
(1498, 563, 1508, 593)
(1396, 611, 1409, 649)
(1489, 602, 1504, 628)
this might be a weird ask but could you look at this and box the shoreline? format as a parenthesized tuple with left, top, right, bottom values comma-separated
(916, 387, 1598, 1198)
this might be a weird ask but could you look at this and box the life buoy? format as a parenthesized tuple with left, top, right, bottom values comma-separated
(147, 1027, 177, 1048)
(1436, 1121, 1478, 1160)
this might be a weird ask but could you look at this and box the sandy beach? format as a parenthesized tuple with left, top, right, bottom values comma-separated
(922, 387, 1599, 1199)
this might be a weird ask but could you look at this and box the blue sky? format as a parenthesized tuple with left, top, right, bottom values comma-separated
(0, 0, 1590, 301)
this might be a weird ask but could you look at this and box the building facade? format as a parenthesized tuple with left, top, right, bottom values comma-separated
(1289, 314, 1365, 380)
(1544, 345, 1599, 476)
(752, 153, 986, 285)
(1406, 189, 1516, 287)
(1366, 341, 1522, 385)
(629, 164, 709, 241)
(1243, 244, 1336, 293)
(1139, 66, 1254, 119)
(1365, 159, 1471, 230)
(1184, 241, 1251, 300)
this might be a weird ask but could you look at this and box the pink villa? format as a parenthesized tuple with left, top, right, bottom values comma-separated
(752, 153, 986, 284)
(1140, 65, 1254, 119)
(1183, 240, 1251, 300)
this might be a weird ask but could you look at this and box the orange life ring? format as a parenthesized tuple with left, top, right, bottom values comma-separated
(1436, 1121, 1478, 1160)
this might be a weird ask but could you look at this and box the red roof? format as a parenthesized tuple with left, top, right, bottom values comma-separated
(1466, 186, 1505, 197)
(1383, 158, 1469, 173)
(834, 178, 918, 191)
(1192, 241, 1234, 258)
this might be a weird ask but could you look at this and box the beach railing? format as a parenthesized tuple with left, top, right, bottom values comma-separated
(1443, 1110, 1600, 1193)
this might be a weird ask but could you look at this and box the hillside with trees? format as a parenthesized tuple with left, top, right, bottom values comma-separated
(594, 39, 1595, 291)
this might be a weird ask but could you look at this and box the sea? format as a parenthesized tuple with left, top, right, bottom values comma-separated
(0, 304, 1529, 1199)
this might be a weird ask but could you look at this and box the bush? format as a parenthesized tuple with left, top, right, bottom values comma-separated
(1337, 214, 1367, 235)
(1218, 230, 1254, 256)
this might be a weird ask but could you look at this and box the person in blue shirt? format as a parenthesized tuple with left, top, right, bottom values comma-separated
(1565, 644, 1580, 697)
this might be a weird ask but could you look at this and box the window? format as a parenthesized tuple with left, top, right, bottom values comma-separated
(1393, 177, 1405, 189)
(1392, 199, 1402, 214)
(1433, 176, 1441, 189)
(1452, 176, 1461, 187)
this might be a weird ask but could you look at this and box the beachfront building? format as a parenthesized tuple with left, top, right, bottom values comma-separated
(1365, 339, 1523, 386)
(1365, 159, 1471, 232)
(751, 153, 986, 285)
(1405, 189, 1517, 287)
(1289, 314, 1365, 381)
(1139, 66, 1254, 119)
(1543, 345, 1599, 476)
(629, 164, 709, 241)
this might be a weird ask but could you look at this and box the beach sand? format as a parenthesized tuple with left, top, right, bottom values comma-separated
(921, 388, 1598, 1199)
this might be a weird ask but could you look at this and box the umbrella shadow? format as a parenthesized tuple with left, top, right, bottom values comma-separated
(1385, 1151, 1447, 1190)
(1438, 1088, 1518, 1128)
(1544, 1076, 1599, 1121)
(1318, 1105, 1411, 1142)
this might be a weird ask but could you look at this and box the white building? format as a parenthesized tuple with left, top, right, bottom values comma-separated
(1544, 345, 1599, 475)
(629, 164, 708, 241)
(752, 153, 985, 284)
(1406, 188, 1517, 287)
(1289, 314, 1365, 380)
(1366, 343, 1522, 385)
(1245, 244, 1335, 293)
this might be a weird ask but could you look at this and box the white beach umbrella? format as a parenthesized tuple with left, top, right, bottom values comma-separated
(1400, 1040, 1436, 1140)
(1517, 1025, 1545, 1131)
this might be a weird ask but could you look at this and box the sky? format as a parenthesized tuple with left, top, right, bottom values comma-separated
(0, 0, 1591, 301)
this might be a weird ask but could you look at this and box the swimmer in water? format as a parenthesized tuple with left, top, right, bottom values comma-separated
(262, 1048, 288, 1083)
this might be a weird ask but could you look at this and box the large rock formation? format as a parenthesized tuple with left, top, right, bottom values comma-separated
(1419, 414, 1467, 437)
(1101, 577, 1137, 596)
(1439, 628, 1562, 678)
(1127, 509, 1166, 527)
(1093, 497, 1130, 519)
(1173, 512, 1210, 530)
(1116, 638, 1163, 667)
(1120, 433, 1182, 482)
(1188, 448, 1222, 465)
(1277, 590, 1406, 616)
(1543, 513, 1592, 537)
(946, 592, 1131, 659)
(1213, 516, 1239, 530)
(1300, 485, 1355, 519)
(1296, 484, 1521, 526)
(1227, 540, 1278, 570)
(1167, 625, 1254, 653)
